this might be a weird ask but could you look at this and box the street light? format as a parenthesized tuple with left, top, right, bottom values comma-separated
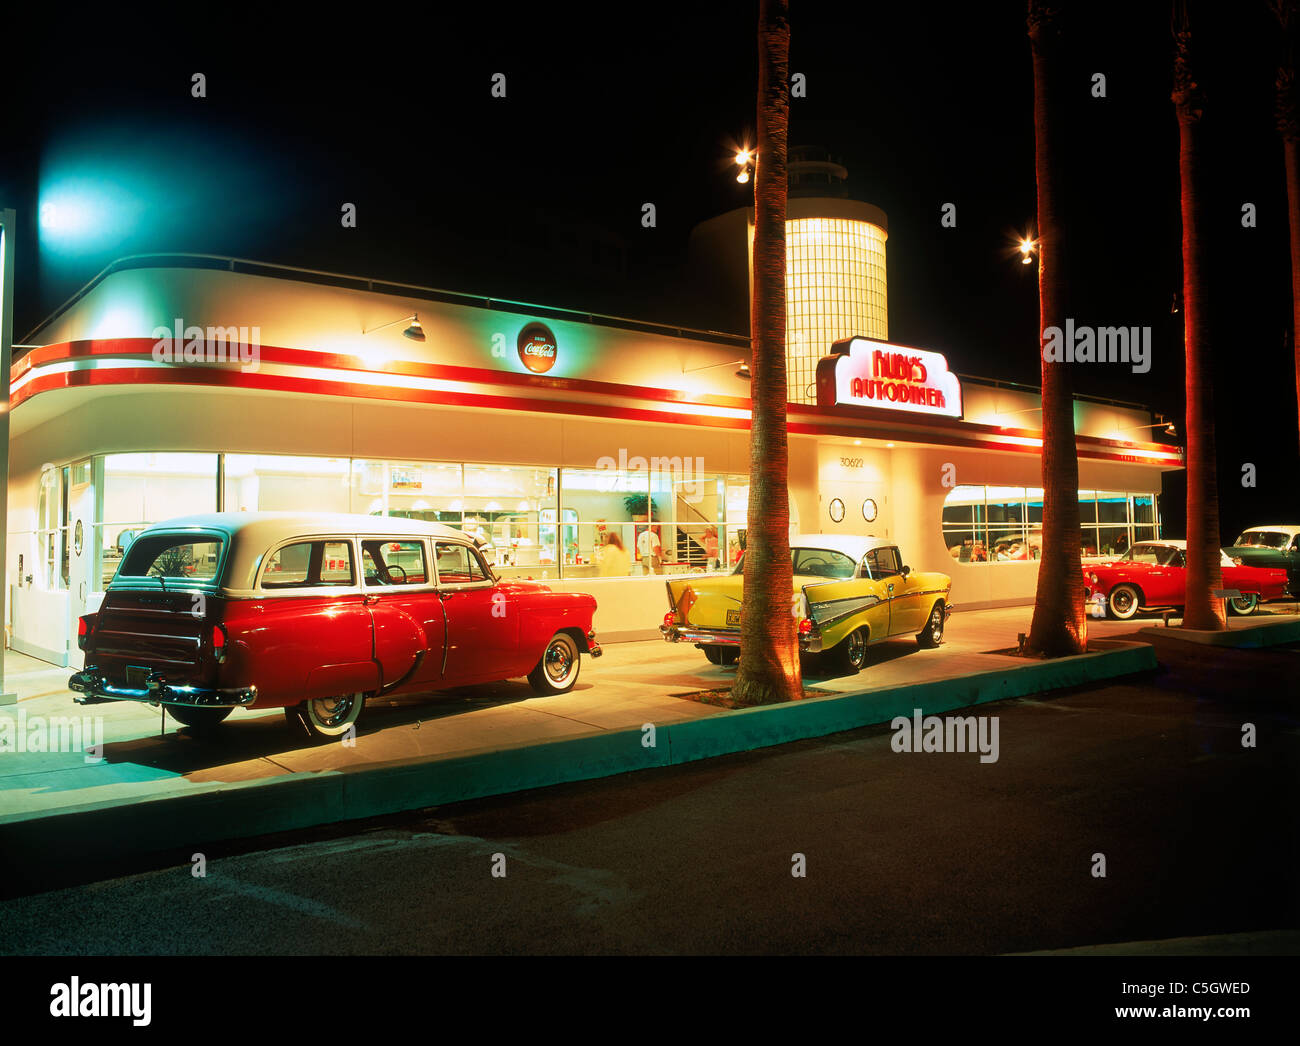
(735, 148, 754, 184)
(1018, 236, 1037, 265)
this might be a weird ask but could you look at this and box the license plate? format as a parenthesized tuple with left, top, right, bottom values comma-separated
(726, 609, 741, 626)
(126, 665, 149, 688)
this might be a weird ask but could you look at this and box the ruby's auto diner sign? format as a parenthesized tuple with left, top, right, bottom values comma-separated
(815, 336, 963, 419)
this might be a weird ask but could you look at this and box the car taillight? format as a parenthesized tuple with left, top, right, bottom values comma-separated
(798, 617, 813, 635)
(212, 624, 228, 663)
(77, 615, 92, 651)
(663, 612, 677, 629)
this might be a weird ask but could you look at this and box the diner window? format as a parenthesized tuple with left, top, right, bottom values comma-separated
(361, 539, 428, 586)
(464, 465, 557, 576)
(226, 454, 350, 513)
(37, 466, 61, 589)
(943, 485, 1159, 562)
(261, 540, 354, 588)
(434, 542, 492, 584)
(561, 465, 647, 574)
(942, 485, 989, 562)
(101, 453, 218, 586)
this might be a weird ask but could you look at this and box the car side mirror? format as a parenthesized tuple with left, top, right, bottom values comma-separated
(901, 565, 911, 578)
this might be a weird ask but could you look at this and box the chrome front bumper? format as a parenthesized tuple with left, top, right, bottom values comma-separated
(69, 667, 258, 708)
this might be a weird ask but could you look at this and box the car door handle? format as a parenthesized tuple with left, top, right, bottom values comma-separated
(364, 594, 380, 605)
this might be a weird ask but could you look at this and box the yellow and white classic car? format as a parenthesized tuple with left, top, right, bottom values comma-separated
(659, 534, 953, 673)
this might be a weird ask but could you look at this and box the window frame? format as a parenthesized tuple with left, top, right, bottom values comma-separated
(255, 536, 361, 596)
(433, 539, 497, 591)
(358, 536, 435, 592)
(258, 538, 358, 591)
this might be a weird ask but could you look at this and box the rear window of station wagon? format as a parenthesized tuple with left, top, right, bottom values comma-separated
(118, 533, 224, 582)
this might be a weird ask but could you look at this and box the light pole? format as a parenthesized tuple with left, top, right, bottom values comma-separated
(1, 209, 16, 705)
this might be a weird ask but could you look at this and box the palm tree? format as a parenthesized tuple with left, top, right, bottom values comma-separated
(1026, 0, 1088, 657)
(1270, 0, 1300, 456)
(732, 0, 800, 706)
(1173, 2, 1225, 631)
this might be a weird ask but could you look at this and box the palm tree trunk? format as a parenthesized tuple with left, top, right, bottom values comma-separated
(1174, 11, 1225, 631)
(1273, 0, 1300, 455)
(1026, 1, 1087, 657)
(732, 0, 800, 706)
(1286, 137, 1300, 458)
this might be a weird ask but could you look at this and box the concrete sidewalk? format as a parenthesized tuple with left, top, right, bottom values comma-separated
(0, 606, 1184, 878)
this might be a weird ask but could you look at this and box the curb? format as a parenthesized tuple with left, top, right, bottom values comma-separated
(1138, 617, 1300, 648)
(0, 641, 1156, 875)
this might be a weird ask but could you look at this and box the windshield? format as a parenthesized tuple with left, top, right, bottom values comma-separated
(1119, 543, 1180, 566)
(733, 547, 858, 580)
(1233, 531, 1290, 549)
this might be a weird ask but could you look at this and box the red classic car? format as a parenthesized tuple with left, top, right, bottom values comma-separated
(69, 512, 602, 739)
(1083, 539, 1290, 620)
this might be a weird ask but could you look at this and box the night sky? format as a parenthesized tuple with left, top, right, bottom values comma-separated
(4, 1, 1297, 538)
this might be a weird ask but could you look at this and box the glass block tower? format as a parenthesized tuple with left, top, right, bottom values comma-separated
(784, 149, 888, 405)
(686, 147, 889, 405)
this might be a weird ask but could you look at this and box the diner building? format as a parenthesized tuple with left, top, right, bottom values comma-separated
(7, 254, 1181, 669)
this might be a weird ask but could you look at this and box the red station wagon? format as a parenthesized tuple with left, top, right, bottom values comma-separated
(69, 512, 602, 739)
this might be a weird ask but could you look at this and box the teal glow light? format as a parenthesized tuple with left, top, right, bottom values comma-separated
(38, 174, 147, 255)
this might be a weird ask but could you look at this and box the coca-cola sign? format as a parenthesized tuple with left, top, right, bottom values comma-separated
(517, 322, 558, 374)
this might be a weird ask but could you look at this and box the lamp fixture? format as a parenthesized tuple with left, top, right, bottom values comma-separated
(734, 147, 755, 185)
(1117, 414, 1178, 438)
(363, 312, 425, 342)
(683, 358, 751, 380)
(1015, 232, 1038, 266)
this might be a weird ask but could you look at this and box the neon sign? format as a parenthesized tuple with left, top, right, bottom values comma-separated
(815, 337, 963, 418)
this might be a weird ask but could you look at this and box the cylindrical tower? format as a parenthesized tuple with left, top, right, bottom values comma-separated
(784, 147, 888, 405)
(686, 147, 889, 405)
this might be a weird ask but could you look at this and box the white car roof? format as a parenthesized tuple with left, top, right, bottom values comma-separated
(125, 512, 474, 595)
(1237, 525, 1300, 536)
(1130, 539, 1240, 566)
(790, 533, 891, 561)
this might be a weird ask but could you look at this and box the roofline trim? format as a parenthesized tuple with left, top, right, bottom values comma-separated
(21, 252, 752, 350)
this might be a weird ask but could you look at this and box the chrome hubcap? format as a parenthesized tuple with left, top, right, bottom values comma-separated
(1114, 591, 1133, 612)
(311, 693, 354, 727)
(847, 630, 865, 665)
(545, 640, 574, 682)
(930, 607, 943, 640)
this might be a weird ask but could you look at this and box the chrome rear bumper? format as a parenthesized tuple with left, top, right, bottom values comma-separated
(660, 624, 741, 647)
(69, 667, 258, 708)
(661, 624, 822, 652)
